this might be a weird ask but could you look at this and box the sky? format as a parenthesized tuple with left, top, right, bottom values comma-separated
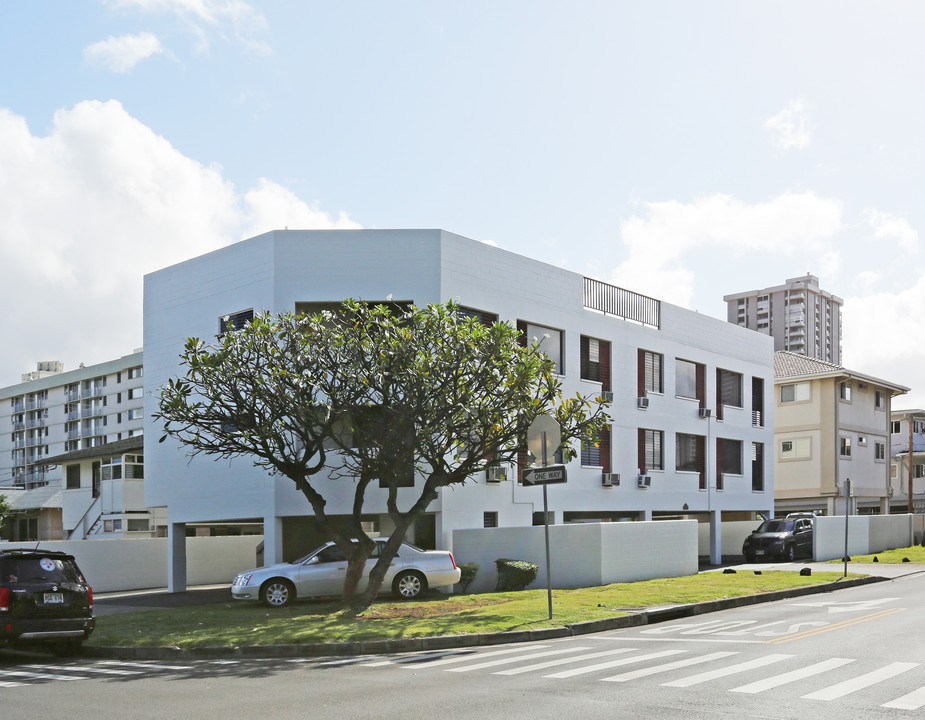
(1, 1, 924, 405)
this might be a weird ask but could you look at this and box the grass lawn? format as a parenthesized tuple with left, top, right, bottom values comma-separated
(825, 545, 925, 564)
(90, 570, 855, 649)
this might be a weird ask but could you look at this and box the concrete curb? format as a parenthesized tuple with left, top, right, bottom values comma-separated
(83, 574, 888, 661)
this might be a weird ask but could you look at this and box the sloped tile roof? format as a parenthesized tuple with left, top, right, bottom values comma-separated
(774, 351, 844, 379)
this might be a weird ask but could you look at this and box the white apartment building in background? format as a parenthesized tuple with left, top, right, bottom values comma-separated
(890, 409, 925, 513)
(724, 273, 843, 364)
(144, 229, 776, 591)
(0, 352, 154, 541)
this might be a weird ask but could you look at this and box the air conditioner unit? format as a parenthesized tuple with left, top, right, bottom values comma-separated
(637, 396, 649, 409)
(601, 391, 614, 403)
(601, 472, 620, 487)
(698, 408, 712, 419)
(485, 465, 506, 483)
(637, 475, 651, 488)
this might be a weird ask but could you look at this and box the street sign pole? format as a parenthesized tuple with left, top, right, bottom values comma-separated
(843, 478, 851, 578)
(541, 431, 553, 621)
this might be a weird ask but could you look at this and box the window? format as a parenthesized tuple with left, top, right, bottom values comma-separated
(780, 382, 810, 403)
(840, 437, 852, 458)
(638, 429, 663, 472)
(128, 387, 143, 400)
(483, 511, 498, 528)
(581, 336, 610, 388)
(456, 306, 498, 325)
(103, 519, 123, 533)
(718, 438, 743, 475)
(66, 465, 81, 490)
(780, 437, 811, 460)
(519, 321, 563, 374)
(840, 382, 852, 402)
(638, 350, 663, 395)
(219, 309, 254, 334)
(128, 366, 143, 379)
(675, 359, 702, 401)
(875, 391, 886, 409)
(128, 409, 143, 421)
(717, 369, 743, 408)
(676, 433, 703, 472)
(916, 464, 925, 479)
(752, 442, 764, 491)
(127, 519, 149, 532)
(858, 435, 867, 446)
(580, 426, 610, 470)
(916, 419, 925, 434)
(892, 421, 902, 434)
(875, 442, 886, 461)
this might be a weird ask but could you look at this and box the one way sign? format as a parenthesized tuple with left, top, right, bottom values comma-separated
(522, 464, 568, 486)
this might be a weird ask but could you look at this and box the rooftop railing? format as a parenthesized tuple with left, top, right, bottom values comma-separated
(583, 277, 660, 329)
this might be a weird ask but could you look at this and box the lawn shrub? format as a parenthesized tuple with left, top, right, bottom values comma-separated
(495, 558, 538, 592)
(458, 563, 479, 593)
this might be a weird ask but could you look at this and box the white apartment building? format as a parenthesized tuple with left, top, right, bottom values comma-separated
(0, 352, 151, 540)
(890, 409, 925, 513)
(774, 352, 907, 516)
(724, 273, 843, 364)
(144, 229, 776, 591)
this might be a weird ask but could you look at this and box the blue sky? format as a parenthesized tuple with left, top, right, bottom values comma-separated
(2, 1, 924, 405)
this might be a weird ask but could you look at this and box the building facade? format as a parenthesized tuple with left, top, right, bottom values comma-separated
(774, 352, 907, 516)
(144, 229, 777, 590)
(889, 409, 925, 513)
(0, 352, 150, 540)
(724, 274, 843, 364)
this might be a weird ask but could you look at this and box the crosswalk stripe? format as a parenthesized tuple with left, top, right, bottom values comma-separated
(494, 648, 638, 676)
(0, 669, 84, 681)
(545, 649, 687, 679)
(399, 645, 550, 669)
(97, 660, 190, 671)
(602, 651, 739, 682)
(447, 647, 593, 673)
(730, 658, 855, 694)
(30, 664, 141, 676)
(662, 654, 794, 687)
(0, 681, 26, 687)
(362, 651, 469, 667)
(801, 662, 919, 701)
(882, 684, 925, 710)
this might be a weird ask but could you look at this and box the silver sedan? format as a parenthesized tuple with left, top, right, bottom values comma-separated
(231, 539, 461, 607)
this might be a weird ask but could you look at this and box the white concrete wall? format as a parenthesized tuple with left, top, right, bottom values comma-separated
(452, 520, 697, 594)
(867, 514, 914, 553)
(813, 516, 870, 560)
(0, 536, 262, 592)
(697, 520, 759, 557)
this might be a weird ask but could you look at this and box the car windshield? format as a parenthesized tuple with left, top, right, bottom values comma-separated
(756, 520, 794, 533)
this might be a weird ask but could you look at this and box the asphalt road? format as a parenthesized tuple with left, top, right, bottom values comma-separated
(4, 565, 925, 719)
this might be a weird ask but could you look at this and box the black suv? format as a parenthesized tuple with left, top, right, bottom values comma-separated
(742, 517, 814, 562)
(0, 549, 94, 654)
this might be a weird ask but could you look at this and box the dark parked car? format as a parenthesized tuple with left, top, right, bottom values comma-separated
(0, 549, 94, 654)
(742, 517, 814, 562)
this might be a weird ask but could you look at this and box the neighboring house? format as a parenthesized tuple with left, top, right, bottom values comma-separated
(889, 410, 925, 513)
(43, 436, 166, 539)
(2, 484, 63, 541)
(774, 351, 908, 515)
(724, 273, 843, 364)
(144, 229, 776, 591)
(0, 352, 147, 540)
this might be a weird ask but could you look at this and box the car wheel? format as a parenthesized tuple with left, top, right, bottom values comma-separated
(392, 571, 427, 599)
(261, 579, 295, 608)
(784, 544, 795, 562)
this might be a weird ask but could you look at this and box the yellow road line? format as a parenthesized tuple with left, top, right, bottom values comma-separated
(766, 608, 906, 644)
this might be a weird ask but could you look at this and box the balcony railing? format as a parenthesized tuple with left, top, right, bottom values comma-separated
(583, 277, 660, 329)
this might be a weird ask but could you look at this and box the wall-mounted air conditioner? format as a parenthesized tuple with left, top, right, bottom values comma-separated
(601, 472, 619, 487)
(486, 465, 506, 483)
(637, 475, 651, 488)
(698, 408, 712, 418)
(601, 391, 614, 403)
(637, 396, 649, 409)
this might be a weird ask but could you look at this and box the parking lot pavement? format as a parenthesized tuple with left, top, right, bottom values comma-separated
(94, 585, 231, 616)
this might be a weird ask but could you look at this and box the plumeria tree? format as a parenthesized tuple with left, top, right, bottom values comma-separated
(157, 300, 610, 613)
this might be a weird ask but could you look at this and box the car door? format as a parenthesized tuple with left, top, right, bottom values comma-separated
(795, 519, 813, 557)
(295, 544, 349, 597)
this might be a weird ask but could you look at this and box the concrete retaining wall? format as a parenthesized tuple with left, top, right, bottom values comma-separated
(0, 536, 262, 592)
(453, 520, 697, 594)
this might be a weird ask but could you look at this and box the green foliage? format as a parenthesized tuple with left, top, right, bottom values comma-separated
(458, 562, 480, 593)
(0, 493, 10, 536)
(494, 558, 539, 592)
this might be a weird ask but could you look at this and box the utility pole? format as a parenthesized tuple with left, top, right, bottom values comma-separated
(909, 413, 915, 514)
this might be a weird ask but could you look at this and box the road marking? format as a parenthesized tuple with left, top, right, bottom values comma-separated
(0, 681, 26, 687)
(400, 645, 550, 669)
(767, 608, 905, 644)
(789, 598, 900, 614)
(0, 669, 84, 681)
(494, 648, 638, 675)
(801, 662, 919, 701)
(30, 664, 142, 676)
(545, 649, 686, 679)
(730, 658, 855, 693)
(96, 660, 190, 671)
(447, 647, 593, 673)
(602, 651, 739, 682)
(883, 685, 925, 710)
(362, 650, 471, 667)
(662, 654, 794, 687)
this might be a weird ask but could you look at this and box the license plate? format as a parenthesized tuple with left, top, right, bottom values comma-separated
(755, 550, 765, 556)
(43, 593, 64, 604)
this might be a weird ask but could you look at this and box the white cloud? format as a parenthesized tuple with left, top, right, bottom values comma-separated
(862, 208, 919, 253)
(0, 100, 358, 381)
(764, 100, 812, 150)
(610, 192, 843, 306)
(84, 32, 165, 73)
(106, 0, 270, 54)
